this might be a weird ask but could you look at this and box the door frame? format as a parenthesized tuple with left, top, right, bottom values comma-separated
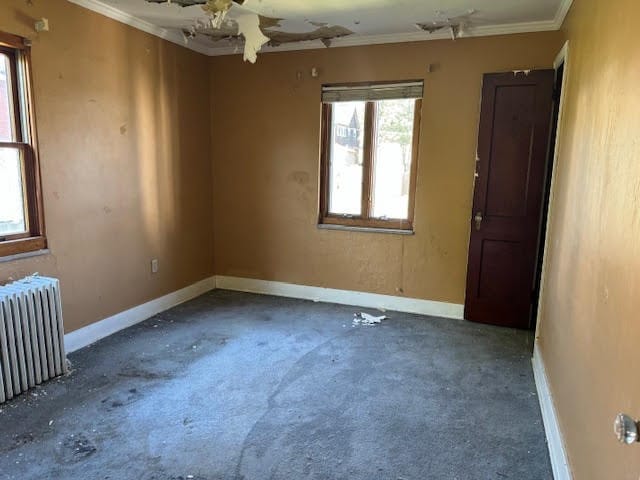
(534, 41, 570, 337)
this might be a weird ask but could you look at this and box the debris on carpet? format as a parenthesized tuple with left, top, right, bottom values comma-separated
(353, 312, 387, 326)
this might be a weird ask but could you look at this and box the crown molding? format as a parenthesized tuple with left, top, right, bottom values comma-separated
(66, 0, 212, 55)
(207, 19, 560, 57)
(554, 0, 574, 29)
(67, 0, 571, 58)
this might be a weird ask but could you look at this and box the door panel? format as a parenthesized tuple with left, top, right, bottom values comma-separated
(477, 239, 523, 301)
(485, 85, 537, 218)
(465, 70, 555, 329)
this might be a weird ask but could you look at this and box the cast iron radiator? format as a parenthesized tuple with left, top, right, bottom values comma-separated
(0, 276, 67, 404)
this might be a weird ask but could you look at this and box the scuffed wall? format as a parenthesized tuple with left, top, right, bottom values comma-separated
(209, 32, 563, 303)
(536, 0, 640, 478)
(0, 0, 215, 332)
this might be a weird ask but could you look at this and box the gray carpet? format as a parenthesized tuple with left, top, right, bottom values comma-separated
(0, 290, 552, 479)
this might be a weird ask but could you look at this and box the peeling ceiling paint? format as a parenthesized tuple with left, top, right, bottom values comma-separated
(92, 0, 567, 59)
(415, 9, 478, 40)
(149, 0, 356, 62)
(234, 10, 269, 62)
(189, 22, 353, 49)
(146, 0, 213, 5)
(268, 26, 353, 48)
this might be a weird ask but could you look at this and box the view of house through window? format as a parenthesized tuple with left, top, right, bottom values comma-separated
(0, 34, 45, 257)
(328, 101, 365, 216)
(320, 82, 422, 231)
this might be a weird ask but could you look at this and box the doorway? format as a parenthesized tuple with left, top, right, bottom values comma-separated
(464, 56, 566, 329)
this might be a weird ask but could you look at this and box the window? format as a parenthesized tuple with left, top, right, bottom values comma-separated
(0, 32, 45, 258)
(319, 81, 422, 232)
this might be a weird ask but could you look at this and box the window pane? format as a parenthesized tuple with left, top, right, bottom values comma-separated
(0, 54, 17, 142)
(0, 147, 27, 236)
(328, 101, 365, 215)
(371, 99, 416, 220)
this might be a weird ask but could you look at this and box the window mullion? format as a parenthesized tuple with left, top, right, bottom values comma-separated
(406, 99, 422, 229)
(319, 103, 332, 220)
(361, 101, 376, 219)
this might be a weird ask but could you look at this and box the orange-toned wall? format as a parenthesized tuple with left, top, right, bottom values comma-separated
(210, 32, 564, 304)
(0, 1, 214, 332)
(536, 0, 640, 478)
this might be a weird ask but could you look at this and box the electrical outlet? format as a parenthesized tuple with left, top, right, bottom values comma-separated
(151, 259, 159, 274)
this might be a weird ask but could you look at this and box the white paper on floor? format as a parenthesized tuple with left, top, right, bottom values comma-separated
(353, 312, 388, 326)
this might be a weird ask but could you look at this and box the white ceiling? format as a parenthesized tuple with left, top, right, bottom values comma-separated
(68, 0, 572, 56)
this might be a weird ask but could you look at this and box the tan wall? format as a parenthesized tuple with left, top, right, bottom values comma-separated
(536, 0, 640, 478)
(3, 3, 637, 475)
(210, 32, 563, 304)
(0, 1, 214, 332)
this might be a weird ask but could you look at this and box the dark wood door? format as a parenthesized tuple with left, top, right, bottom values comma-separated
(465, 70, 555, 329)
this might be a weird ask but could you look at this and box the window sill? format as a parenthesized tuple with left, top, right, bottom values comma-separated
(0, 236, 48, 260)
(318, 223, 415, 235)
(0, 248, 50, 264)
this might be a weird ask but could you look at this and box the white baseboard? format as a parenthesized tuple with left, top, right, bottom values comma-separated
(64, 276, 216, 353)
(532, 343, 572, 480)
(64, 275, 463, 354)
(215, 276, 464, 319)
